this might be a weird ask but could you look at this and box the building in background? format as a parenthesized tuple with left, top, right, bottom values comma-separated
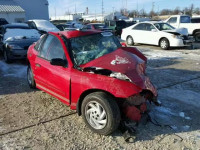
(13, 0, 49, 20)
(0, 0, 25, 23)
(50, 12, 84, 21)
(0, 0, 49, 23)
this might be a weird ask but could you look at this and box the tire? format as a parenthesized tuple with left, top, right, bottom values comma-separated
(160, 38, 169, 50)
(194, 32, 200, 42)
(27, 65, 36, 88)
(81, 92, 121, 135)
(126, 36, 134, 46)
(3, 50, 11, 63)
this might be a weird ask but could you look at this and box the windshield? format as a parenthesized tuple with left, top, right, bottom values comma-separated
(70, 33, 121, 66)
(4, 29, 40, 41)
(34, 20, 59, 31)
(154, 23, 175, 31)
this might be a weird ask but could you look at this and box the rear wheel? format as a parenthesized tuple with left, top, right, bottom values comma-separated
(160, 38, 169, 50)
(3, 50, 11, 63)
(81, 92, 121, 135)
(27, 65, 36, 88)
(194, 32, 200, 42)
(126, 36, 134, 46)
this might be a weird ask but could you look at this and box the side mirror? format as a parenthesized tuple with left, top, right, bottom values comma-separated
(50, 58, 67, 67)
(151, 29, 157, 32)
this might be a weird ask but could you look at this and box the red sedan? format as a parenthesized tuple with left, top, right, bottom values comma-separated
(27, 30, 158, 135)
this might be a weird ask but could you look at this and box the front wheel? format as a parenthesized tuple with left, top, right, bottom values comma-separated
(160, 38, 170, 50)
(27, 65, 36, 88)
(126, 36, 134, 46)
(4, 50, 11, 63)
(81, 92, 121, 135)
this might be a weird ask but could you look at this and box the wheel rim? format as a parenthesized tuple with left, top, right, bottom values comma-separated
(161, 40, 167, 49)
(85, 101, 107, 130)
(27, 67, 32, 85)
(127, 37, 133, 45)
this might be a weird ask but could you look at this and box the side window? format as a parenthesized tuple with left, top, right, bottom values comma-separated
(34, 34, 47, 51)
(38, 35, 54, 59)
(47, 37, 65, 61)
(133, 23, 145, 30)
(86, 25, 92, 29)
(145, 24, 155, 31)
(29, 22, 37, 29)
(168, 17, 177, 23)
(180, 16, 191, 23)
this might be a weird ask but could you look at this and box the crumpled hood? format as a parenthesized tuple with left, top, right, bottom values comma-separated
(164, 28, 188, 36)
(81, 48, 157, 96)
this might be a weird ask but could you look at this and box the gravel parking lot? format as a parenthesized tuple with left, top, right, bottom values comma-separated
(0, 44, 200, 150)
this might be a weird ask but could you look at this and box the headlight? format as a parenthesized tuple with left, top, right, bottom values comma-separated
(110, 72, 132, 82)
(171, 35, 184, 39)
(7, 44, 22, 50)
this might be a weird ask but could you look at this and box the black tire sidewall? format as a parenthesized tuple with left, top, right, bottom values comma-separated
(27, 65, 36, 88)
(4, 50, 11, 63)
(81, 92, 120, 135)
(126, 36, 134, 46)
(160, 38, 169, 50)
(194, 33, 200, 42)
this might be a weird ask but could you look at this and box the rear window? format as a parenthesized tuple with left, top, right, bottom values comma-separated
(180, 16, 191, 23)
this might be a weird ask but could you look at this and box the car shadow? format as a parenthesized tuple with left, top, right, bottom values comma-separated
(0, 56, 35, 95)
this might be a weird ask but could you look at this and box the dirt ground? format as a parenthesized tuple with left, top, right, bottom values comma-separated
(0, 44, 200, 150)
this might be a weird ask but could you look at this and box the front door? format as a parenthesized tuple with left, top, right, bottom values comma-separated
(34, 34, 70, 105)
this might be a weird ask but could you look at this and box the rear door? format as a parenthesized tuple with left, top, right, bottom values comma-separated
(34, 34, 71, 105)
(130, 23, 146, 43)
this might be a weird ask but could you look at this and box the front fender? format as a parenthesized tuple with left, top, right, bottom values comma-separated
(70, 69, 142, 109)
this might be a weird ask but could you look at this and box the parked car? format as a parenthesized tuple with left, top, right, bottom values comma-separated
(56, 24, 69, 31)
(0, 18, 8, 26)
(26, 19, 59, 34)
(84, 23, 112, 32)
(0, 23, 40, 63)
(105, 20, 127, 36)
(121, 22, 193, 50)
(164, 15, 200, 42)
(27, 30, 158, 135)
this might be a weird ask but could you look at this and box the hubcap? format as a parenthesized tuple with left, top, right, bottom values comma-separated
(85, 101, 107, 129)
(161, 40, 167, 48)
(127, 37, 133, 45)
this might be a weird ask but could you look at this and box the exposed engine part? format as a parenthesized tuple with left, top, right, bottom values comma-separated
(110, 72, 132, 82)
(83, 66, 132, 82)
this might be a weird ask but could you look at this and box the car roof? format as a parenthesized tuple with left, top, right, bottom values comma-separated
(2, 23, 29, 29)
(55, 30, 102, 39)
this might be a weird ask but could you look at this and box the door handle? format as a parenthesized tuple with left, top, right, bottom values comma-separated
(35, 63, 41, 67)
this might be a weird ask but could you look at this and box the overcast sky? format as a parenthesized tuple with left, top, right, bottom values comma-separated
(48, 0, 200, 17)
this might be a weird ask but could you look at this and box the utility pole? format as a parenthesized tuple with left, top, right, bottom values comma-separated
(54, 6, 56, 20)
(102, 0, 104, 22)
(75, 4, 77, 14)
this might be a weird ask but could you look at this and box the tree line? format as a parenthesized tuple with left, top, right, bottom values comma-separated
(123, 4, 200, 18)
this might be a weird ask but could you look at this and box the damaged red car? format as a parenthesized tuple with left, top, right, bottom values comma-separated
(27, 30, 158, 135)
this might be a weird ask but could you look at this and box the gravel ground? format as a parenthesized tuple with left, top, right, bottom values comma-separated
(0, 43, 200, 150)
